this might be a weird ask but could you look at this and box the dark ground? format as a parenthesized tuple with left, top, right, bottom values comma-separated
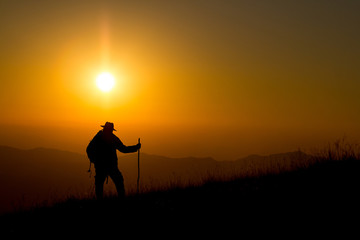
(1, 159, 360, 236)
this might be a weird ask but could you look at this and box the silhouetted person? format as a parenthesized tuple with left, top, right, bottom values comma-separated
(87, 122, 141, 200)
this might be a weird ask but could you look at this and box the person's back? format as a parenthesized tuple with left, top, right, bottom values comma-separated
(90, 130, 118, 166)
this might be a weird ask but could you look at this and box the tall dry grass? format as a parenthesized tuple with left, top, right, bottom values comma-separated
(36, 138, 360, 203)
(313, 138, 360, 162)
(136, 138, 360, 195)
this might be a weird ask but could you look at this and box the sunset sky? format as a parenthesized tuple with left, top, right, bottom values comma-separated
(0, 0, 359, 160)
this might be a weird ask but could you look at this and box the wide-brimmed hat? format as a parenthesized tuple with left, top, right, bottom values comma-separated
(101, 122, 116, 131)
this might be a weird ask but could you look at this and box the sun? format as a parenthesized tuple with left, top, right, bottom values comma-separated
(96, 72, 115, 92)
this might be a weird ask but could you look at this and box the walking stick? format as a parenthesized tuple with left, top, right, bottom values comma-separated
(137, 138, 140, 194)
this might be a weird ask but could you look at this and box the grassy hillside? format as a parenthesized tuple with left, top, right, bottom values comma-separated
(0, 145, 312, 214)
(1, 140, 359, 234)
(2, 153, 359, 234)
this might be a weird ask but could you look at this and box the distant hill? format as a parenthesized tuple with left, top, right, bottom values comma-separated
(0, 145, 311, 214)
(236, 150, 310, 162)
(0, 146, 89, 214)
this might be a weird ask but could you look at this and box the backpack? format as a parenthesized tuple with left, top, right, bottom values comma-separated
(86, 136, 99, 174)
(86, 139, 97, 164)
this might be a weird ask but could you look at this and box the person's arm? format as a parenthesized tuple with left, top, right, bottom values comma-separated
(114, 136, 140, 153)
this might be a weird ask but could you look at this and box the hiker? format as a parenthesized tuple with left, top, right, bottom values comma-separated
(86, 122, 141, 199)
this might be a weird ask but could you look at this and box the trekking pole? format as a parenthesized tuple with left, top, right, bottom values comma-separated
(137, 138, 140, 194)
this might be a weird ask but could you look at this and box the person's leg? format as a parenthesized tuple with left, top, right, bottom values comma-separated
(95, 167, 107, 200)
(109, 168, 125, 199)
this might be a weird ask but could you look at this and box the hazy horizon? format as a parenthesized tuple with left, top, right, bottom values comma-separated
(1, 0, 359, 161)
(0, 140, 310, 160)
(0, 123, 356, 161)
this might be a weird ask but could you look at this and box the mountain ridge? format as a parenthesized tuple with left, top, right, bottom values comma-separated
(0, 144, 309, 162)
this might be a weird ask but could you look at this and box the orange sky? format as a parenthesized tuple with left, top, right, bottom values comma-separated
(0, 1, 359, 160)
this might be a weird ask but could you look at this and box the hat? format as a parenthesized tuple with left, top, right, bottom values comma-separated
(101, 122, 116, 131)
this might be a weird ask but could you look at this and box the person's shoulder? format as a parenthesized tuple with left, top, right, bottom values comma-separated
(112, 133, 122, 142)
(95, 130, 103, 137)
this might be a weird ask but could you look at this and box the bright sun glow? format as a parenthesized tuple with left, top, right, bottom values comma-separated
(96, 72, 115, 92)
